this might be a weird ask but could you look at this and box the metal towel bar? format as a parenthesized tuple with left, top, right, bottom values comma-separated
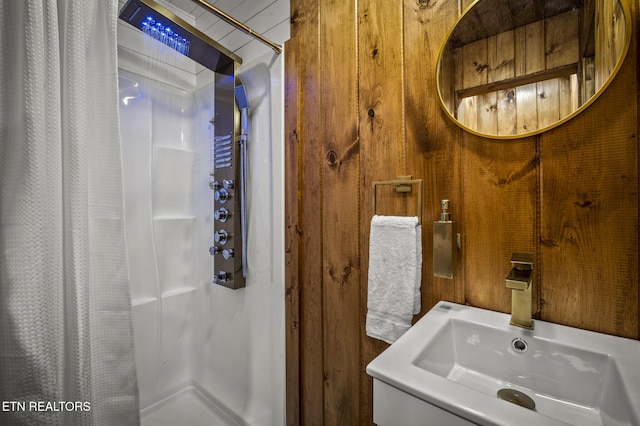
(372, 177, 423, 224)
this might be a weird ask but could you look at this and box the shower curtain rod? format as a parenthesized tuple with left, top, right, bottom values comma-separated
(191, 0, 283, 54)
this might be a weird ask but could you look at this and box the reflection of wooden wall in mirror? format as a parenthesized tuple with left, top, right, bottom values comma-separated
(596, 0, 626, 88)
(438, 0, 629, 138)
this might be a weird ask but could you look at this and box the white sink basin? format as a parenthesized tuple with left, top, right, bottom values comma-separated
(366, 301, 640, 426)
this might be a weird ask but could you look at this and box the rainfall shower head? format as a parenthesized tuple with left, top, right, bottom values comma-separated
(139, 15, 191, 55)
(119, 0, 241, 75)
(235, 84, 249, 110)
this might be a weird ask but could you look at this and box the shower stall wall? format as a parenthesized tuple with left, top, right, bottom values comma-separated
(118, 8, 204, 416)
(116, 0, 286, 424)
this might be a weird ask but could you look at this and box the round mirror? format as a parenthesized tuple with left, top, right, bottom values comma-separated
(436, 0, 632, 139)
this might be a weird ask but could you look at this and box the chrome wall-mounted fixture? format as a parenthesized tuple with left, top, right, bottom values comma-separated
(234, 82, 250, 279)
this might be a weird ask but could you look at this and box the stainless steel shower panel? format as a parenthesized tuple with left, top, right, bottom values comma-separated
(210, 72, 245, 289)
(119, 0, 245, 289)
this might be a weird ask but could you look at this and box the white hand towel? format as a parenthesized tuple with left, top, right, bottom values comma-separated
(366, 215, 422, 344)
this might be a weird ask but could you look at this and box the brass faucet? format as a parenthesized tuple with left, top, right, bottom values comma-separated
(505, 252, 534, 330)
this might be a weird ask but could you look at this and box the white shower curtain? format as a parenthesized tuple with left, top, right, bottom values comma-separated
(0, 1, 139, 425)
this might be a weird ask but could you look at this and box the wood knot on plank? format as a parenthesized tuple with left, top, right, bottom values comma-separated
(290, 11, 300, 24)
(327, 264, 354, 286)
(474, 62, 488, 73)
(417, 0, 432, 9)
(546, 44, 560, 56)
(326, 150, 339, 168)
(505, 89, 515, 102)
(289, 128, 299, 144)
(574, 199, 593, 208)
(328, 265, 336, 280)
(342, 265, 352, 281)
(367, 108, 376, 132)
(324, 138, 359, 170)
(371, 47, 379, 58)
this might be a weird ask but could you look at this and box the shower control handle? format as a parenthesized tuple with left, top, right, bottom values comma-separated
(222, 249, 234, 259)
(209, 181, 220, 190)
(214, 229, 229, 244)
(214, 208, 230, 222)
(214, 188, 230, 203)
(209, 246, 221, 256)
(213, 271, 230, 284)
(223, 179, 234, 190)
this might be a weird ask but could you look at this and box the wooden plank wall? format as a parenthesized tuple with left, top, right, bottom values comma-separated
(285, 0, 639, 424)
(286, 0, 322, 424)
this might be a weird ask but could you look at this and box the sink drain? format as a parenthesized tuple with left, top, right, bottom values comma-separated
(511, 337, 528, 353)
(497, 388, 536, 411)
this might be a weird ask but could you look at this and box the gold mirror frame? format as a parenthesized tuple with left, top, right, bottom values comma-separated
(436, 0, 632, 139)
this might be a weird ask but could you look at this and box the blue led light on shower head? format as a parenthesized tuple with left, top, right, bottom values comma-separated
(140, 15, 190, 56)
(119, 0, 241, 75)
